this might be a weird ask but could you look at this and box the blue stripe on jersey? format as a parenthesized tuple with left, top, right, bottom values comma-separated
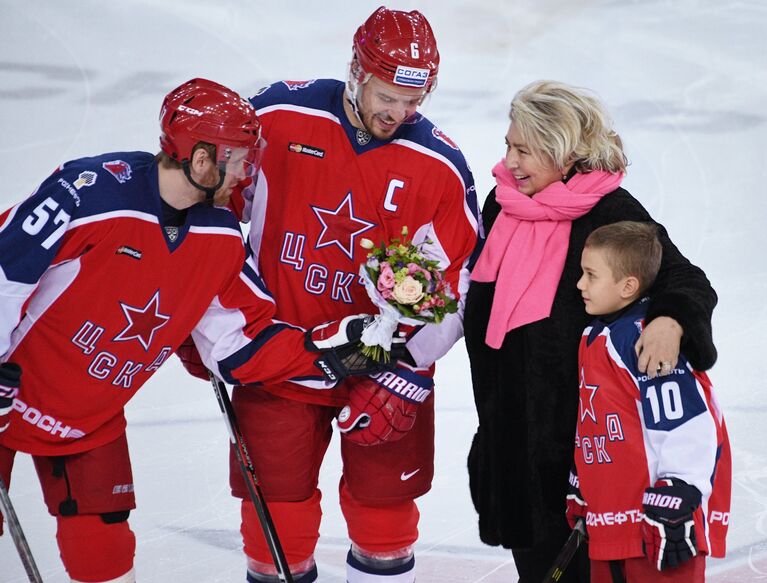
(250, 79, 336, 114)
(217, 322, 302, 385)
(711, 442, 723, 486)
(241, 251, 274, 299)
(187, 204, 242, 231)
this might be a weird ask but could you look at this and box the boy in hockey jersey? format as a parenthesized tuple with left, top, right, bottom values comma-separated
(0, 78, 379, 583)
(566, 221, 731, 582)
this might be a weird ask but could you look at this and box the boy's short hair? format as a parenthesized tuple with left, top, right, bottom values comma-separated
(584, 221, 662, 295)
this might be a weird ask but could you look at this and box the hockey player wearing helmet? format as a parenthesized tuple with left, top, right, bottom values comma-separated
(0, 78, 381, 583)
(177, 6, 479, 583)
(345, 6, 439, 141)
(157, 78, 265, 207)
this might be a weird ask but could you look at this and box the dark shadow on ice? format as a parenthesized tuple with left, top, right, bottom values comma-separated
(0, 61, 95, 100)
(162, 526, 241, 551)
(0, 61, 96, 80)
(89, 72, 179, 103)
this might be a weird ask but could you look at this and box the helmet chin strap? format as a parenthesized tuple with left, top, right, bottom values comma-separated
(345, 64, 373, 132)
(182, 160, 226, 205)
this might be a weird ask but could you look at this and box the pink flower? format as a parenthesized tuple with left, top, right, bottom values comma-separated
(378, 262, 395, 291)
(407, 262, 432, 281)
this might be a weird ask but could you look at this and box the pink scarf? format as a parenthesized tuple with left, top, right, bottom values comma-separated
(471, 160, 623, 348)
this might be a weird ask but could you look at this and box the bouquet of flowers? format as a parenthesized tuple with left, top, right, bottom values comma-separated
(358, 226, 458, 362)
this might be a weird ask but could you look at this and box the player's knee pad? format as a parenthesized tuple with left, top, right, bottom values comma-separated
(56, 514, 135, 582)
(340, 481, 419, 553)
(346, 544, 415, 583)
(241, 490, 322, 569)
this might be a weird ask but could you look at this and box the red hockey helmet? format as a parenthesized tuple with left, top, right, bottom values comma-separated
(352, 6, 440, 94)
(159, 78, 262, 164)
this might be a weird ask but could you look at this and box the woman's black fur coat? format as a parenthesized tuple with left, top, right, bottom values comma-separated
(464, 186, 718, 550)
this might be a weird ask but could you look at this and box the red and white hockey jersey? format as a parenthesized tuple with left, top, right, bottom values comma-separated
(239, 79, 480, 405)
(0, 152, 324, 456)
(575, 298, 730, 561)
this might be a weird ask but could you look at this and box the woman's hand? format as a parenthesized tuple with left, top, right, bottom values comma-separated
(635, 316, 683, 379)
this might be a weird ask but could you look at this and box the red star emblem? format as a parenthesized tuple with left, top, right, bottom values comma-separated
(311, 192, 375, 259)
(113, 290, 170, 351)
(579, 368, 599, 423)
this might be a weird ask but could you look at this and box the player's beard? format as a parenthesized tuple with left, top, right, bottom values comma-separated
(212, 188, 231, 207)
(361, 110, 403, 141)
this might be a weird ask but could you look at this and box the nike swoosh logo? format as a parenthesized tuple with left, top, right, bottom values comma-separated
(400, 469, 421, 481)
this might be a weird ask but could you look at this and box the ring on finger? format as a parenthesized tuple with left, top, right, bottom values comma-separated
(656, 361, 673, 373)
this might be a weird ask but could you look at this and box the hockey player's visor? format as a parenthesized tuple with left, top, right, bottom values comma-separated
(218, 138, 266, 181)
(221, 138, 267, 203)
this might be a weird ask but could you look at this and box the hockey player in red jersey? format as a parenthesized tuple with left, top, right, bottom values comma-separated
(0, 78, 380, 583)
(567, 222, 730, 583)
(179, 7, 480, 583)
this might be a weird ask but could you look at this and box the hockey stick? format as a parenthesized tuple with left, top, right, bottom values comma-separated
(208, 372, 295, 583)
(541, 518, 586, 583)
(0, 475, 43, 583)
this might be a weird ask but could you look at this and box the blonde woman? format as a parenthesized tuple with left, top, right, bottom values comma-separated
(464, 81, 717, 583)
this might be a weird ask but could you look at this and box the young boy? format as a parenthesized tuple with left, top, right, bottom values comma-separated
(566, 221, 731, 582)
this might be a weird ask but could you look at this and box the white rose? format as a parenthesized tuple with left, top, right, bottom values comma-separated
(391, 276, 424, 305)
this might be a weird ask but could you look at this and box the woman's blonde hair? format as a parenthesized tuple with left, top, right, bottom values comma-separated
(510, 80, 628, 174)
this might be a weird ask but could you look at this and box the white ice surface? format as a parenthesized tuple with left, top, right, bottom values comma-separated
(1, 1, 766, 581)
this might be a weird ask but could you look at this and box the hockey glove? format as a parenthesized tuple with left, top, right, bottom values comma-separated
(0, 363, 22, 434)
(175, 336, 209, 381)
(565, 465, 588, 531)
(337, 367, 433, 446)
(306, 315, 396, 383)
(641, 478, 701, 571)
(388, 324, 418, 366)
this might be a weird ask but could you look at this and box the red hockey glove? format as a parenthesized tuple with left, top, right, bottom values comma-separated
(565, 465, 588, 531)
(641, 478, 701, 571)
(337, 367, 433, 446)
(0, 363, 21, 434)
(175, 336, 209, 381)
(306, 315, 395, 383)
